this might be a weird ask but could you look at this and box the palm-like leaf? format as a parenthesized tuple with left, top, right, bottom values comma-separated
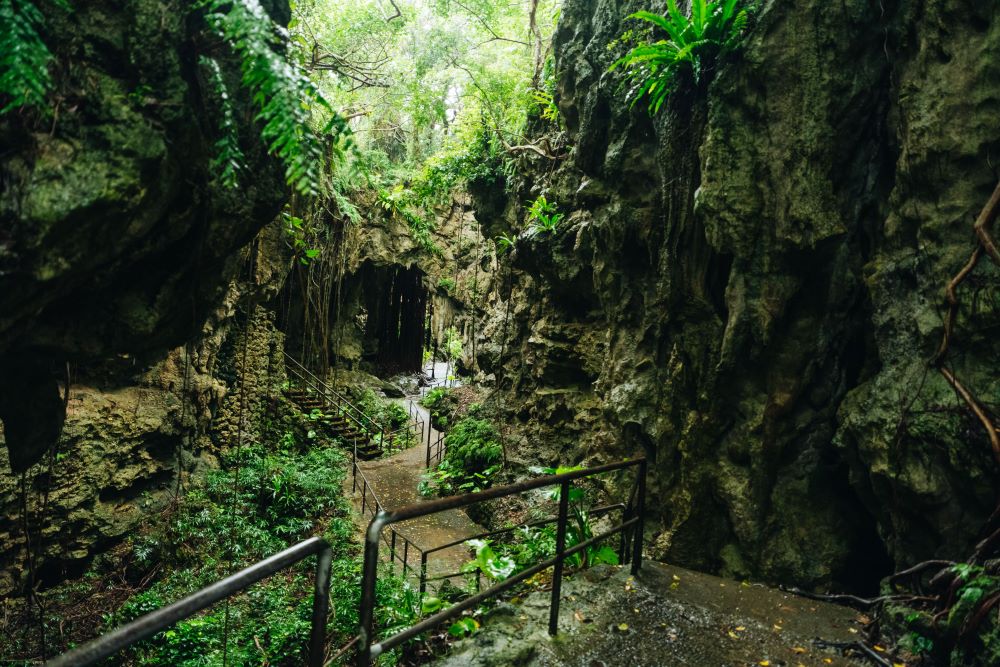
(611, 0, 751, 114)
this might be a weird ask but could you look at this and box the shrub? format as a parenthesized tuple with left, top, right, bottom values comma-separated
(420, 417, 502, 496)
(610, 0, 750, 114)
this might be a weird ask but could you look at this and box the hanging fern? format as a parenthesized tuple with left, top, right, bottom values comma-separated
(0, 0, 67, 115)
(201, 0, 339, 196)
(609, 0, 750, 115)
(199, 56, 245, 189)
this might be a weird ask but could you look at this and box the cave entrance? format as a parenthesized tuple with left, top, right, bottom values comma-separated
(360, 263, 427, 374)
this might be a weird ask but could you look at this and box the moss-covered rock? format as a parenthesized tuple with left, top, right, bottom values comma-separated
(0, 0, 290, 470)
(471, 0, 1000, 590)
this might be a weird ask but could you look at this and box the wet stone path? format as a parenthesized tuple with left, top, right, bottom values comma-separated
(438, 562, 867, 667)
(343, 386, 483, 590)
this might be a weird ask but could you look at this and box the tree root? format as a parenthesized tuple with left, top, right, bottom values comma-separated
(932, 180, 1000, 465)
(812, 639, 894, 667)
(779, 585, 935, 609)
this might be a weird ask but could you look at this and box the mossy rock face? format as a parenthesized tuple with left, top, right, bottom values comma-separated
(0, 0, 290, 470)
(470, 0, 1000, 590)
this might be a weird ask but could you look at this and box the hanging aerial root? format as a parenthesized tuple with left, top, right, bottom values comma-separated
(932, 180, 1000, 465)
(939, 366, 1000, 465)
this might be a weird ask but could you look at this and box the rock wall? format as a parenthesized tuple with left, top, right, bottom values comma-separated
(0, 223, 291, 597)
(476, 0, 1000, 590)
(0, 0, 290, 471)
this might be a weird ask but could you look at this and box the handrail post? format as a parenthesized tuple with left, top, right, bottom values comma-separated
(549, 480, 570, 636)
(419, 552, 428, 600)
(309, 545, 333, 667)
(631, 459, 647, 575)
(390, 530, 397, 564)
(425, 428, 432, 467)
(358, 514, 386, 666)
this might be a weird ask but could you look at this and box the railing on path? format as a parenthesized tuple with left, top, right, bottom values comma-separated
(47, 538, 335, 667)
(356, 457, 647, 665)
(352, 449, 424, 578)
(284, 353, 425, 458)
(426, 429, 445, 468)
(416, 501, 630, 597)
(47, 459, 646, 667)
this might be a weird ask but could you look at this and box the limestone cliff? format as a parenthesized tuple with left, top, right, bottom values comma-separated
(476, 0, 1000, 589)
(0, 0, 290, 471)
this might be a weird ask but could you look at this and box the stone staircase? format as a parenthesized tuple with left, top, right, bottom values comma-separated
(283, 387, 383, 460)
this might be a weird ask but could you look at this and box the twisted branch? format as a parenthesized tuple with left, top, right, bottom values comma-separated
(932, 180, 1000, 465)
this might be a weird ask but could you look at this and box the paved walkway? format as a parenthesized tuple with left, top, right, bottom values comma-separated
(344, 384, 483, 590)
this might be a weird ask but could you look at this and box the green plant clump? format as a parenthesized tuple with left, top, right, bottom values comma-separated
(610, 0, 750, 114)
(0, 0, 68, 115)
(420, 416, 503, 496)
(526, 194, 563, 236)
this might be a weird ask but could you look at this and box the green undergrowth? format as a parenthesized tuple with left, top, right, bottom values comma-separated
(880, 563, 1000, 667)
(1, 406, 418, 666)
(419, 411, 503, 497)
(353, 389, 416, 450)
(420, 387, 459, 431)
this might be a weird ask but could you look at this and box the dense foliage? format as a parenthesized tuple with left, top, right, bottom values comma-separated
(0, 0, 66, 115)
(289, 0, 563, 246)
(420, 414, 502, 496)
(0, 412, 418, 665)
(611, 0, 750, 113)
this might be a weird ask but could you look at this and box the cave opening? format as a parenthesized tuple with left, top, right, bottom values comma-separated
(358, 262, 428, 374)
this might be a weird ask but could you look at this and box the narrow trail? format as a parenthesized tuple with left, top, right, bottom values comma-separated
(344, 366, 483, 588)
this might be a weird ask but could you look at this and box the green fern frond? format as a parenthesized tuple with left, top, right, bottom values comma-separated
(199, 56, 245, 189)
(610, 0, 752, 115)
(0, 0, 66, 115)
(202, 0, 341, 197)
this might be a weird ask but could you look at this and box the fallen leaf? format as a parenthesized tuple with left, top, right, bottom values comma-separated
(874, 645, 886, 652)
(758, 661, 770, 666)
(848, 627, 859, 634)
(672, 574, 681, 582)
(727, 631, 739, 639)
(823, 659, 833, 664)
(792, 647, 806, 654)
(735, 626, 746, 631)
(772, 624, 783, 631)
(670, 582, 680, 590)
(618, 623, 629, 632)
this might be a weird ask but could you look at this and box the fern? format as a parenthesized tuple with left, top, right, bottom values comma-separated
(610, 0, 750, 114)
(199, 56, 245, 189)
(201, 0, 338, 196)
(0, 0, 67, 115)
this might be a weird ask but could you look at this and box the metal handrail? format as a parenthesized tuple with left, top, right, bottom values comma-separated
(416, 502, 629, 596)
(356, 458, 647, 665)
(284, 354, 382, 435)
(426, 430, 445, 468)
(48, 537, 334, 667)
(352, 456, 424, 577)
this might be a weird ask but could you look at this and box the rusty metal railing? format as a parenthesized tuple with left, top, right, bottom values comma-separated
(352, 451, 424, 578)
(47, 537, 335, 667)
(356, 457, 647, 665)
